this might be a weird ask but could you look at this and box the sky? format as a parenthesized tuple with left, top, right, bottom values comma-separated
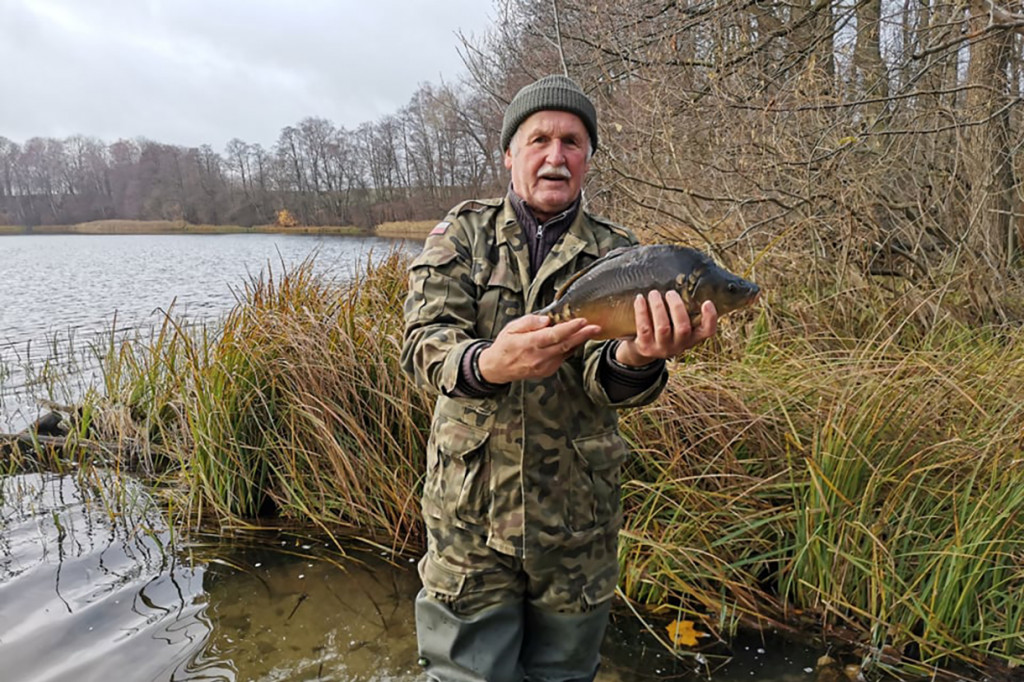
(0, 0, 497, 152)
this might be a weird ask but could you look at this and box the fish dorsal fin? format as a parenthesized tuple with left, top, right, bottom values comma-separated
(553, 246, 633, 301)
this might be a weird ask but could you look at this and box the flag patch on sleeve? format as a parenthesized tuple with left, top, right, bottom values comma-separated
(429, 221, 450, 236)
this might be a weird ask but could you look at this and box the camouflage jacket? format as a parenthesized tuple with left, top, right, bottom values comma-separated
(401, 196, 668, 560)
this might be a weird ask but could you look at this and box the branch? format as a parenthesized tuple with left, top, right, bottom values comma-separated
(985, 0, 1024, 35)
(0, 432, 122, 457)
(552, 0, 569, 77)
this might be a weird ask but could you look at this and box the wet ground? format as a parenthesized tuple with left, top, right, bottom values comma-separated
(0, 472, 825, 681)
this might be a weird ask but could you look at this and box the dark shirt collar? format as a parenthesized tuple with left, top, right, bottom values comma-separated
(507, 183, 580, 235)
(507, 183, 581, 276)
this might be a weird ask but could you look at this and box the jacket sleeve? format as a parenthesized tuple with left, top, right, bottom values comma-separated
(582, 338, 668, 409)
(400, 221, 482, 397)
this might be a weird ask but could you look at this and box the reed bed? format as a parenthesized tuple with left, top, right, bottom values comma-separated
(32, 220, 212, 234)
(248, 224, 364, 235)
(617, 281, 1024, 675)
(7, 249, 1022, 677)
(93, 250, 433, 547)
(373, 220, 435, 239)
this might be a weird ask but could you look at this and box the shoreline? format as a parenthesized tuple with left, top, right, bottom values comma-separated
(0, 221, 367, 236)
(1, 219, 434, 239)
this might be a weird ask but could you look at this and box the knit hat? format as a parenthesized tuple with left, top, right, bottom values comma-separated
(501, 75, 598, 153)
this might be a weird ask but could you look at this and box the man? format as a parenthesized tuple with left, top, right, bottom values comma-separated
(400, 74, 719, 681)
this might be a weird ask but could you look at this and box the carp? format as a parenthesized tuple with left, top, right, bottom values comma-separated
(536, 244, 760, 340)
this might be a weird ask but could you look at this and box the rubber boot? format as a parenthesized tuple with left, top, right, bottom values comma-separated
(519, 600, 612, 682)
(415, 588, 525, 682)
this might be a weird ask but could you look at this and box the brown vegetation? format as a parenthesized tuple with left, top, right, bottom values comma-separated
(15, 252, 1011, 679)
(373, 220, 437, 238)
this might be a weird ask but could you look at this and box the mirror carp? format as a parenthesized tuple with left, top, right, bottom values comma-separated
(536, 244, 760, 340)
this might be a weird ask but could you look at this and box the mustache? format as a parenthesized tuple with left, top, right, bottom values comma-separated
(537, 165, 571, 180)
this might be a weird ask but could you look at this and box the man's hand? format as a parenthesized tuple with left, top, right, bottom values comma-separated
(478, 315, 602, 384)
(615, 291, 718, 367)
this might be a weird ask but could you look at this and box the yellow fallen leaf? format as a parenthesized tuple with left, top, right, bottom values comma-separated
(666, 619, 708, 647)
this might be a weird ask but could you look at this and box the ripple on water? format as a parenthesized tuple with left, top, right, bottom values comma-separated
(0, 472, 216, 681)
(0, 473, 428, 681)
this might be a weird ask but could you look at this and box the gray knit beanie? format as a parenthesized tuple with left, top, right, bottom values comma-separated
(501, 75, 598, 153)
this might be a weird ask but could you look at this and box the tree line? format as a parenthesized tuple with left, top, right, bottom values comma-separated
(0, 81, 506, 230)
(3, 0, 1023, 282)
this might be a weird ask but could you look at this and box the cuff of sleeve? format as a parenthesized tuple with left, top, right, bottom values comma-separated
(604, 339, 665, 374)
(600, 340, 665, 399)
(447, 340, 507, 398)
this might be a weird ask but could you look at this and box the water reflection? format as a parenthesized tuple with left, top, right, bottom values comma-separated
(0, 472, 210, 681)
(0, 472, 429, 681)
(0, 473, 822, 682)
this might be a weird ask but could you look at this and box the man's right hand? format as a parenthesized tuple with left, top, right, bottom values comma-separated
(477, 315, 601, 384)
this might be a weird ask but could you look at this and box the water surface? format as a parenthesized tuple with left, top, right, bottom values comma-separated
(0, 233, 409, 431)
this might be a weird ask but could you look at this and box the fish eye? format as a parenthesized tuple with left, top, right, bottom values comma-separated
(728, 282, 737, 293)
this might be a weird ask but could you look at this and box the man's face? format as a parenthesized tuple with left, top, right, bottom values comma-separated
(504, 110, 591, 223)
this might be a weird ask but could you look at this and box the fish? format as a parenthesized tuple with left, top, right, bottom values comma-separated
(535, 244, 760, 340)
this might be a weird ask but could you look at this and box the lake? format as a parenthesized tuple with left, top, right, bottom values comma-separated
(0, 233, 411, 433)
(0, 234, 822, 681)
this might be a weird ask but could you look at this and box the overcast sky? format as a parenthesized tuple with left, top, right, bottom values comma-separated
(1, 0, 496, 152)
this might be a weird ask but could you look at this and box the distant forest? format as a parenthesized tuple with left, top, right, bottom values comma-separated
(0, 78, 506, 229)
(3, 0, 1024, 278)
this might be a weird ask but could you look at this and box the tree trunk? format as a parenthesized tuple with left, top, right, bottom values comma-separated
(964, 3, 1019, 269)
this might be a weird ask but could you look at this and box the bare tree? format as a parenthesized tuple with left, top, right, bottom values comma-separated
(964, 0, 1020, 269)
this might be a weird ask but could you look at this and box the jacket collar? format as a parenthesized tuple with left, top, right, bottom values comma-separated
(497, 190, 602, 311)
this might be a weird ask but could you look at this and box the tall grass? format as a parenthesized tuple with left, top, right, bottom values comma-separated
(373, 220, 435, 238)
(95, 249, 432, 548)
(16, 248, 1021, 676)
(617, 282, 1024, 674)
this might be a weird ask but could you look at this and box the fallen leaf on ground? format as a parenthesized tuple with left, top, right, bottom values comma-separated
(666, 619, 709, 647)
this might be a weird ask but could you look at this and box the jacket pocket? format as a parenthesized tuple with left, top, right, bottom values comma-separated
(478, 261, 523, 339)
(418, 552, 467, 604)
(567, 431, 628, 532)
(427, 417, 491, 528)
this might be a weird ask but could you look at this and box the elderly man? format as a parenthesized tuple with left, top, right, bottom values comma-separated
(400, 74, 719, 681)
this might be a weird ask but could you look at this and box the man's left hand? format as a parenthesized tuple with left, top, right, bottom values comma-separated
(614, 290, 718, 367)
